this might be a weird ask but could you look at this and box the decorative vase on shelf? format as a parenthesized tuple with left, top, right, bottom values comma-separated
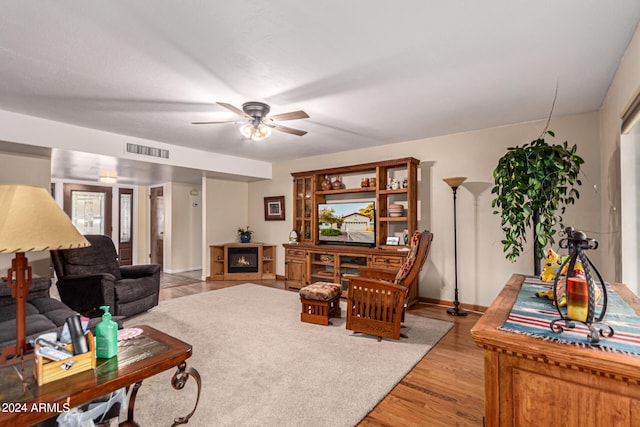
(321, 175, 332, 191)
(332, 176, 344, 190)
(238, 226, 253, 243)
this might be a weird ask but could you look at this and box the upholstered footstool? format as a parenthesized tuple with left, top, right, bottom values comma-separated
(299, 282, 343, 326)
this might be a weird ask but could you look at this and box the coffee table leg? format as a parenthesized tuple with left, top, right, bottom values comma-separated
(121, 381, 143, 427)
(170, 361, 202, 426)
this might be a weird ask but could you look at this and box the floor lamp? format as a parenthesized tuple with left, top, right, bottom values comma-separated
(0, 185, 89, 365)
(443, 177, 467, 316)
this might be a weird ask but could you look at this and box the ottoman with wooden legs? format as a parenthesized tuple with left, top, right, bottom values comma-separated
(299, 282, 342, 325)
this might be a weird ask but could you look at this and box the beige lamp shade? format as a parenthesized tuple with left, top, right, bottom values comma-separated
(443, 177, 467, 189)
(0, 184, 90, 253)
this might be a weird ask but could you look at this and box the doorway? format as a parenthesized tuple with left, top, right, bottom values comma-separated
(150, 186, 164, 268)
(63, 184, 112, 236)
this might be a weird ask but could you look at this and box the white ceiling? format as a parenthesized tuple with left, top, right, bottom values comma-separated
(1, 1, 640, 184)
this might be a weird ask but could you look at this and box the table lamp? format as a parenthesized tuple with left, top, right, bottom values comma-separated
(0, 184, 89, 364)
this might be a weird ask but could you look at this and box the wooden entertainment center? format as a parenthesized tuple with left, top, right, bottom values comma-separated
(283, 157, 421, 306)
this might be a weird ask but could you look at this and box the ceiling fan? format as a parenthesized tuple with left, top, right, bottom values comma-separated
(192, 102, 309, 140)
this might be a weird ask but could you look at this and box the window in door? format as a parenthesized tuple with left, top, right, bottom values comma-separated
(63, 184, 112, 236)
(119, 188, 133, 265)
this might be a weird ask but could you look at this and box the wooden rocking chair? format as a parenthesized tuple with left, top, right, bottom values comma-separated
(345, 230, 433, 341)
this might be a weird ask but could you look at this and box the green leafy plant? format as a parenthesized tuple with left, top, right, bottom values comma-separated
(237, 226, 253, 237)
(491, 130, 584, 272)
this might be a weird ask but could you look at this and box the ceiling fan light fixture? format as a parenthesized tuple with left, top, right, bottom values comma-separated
(240, 122, 272, 141)
(252, 123, 271, 141)
(239, 123, 255, 139)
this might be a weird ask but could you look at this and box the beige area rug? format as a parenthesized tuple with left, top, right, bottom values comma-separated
(125, 284, 453, 427)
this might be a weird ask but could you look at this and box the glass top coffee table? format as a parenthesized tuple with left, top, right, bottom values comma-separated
(0, 325, 201, 426)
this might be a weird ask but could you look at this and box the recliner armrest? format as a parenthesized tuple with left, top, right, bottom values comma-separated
(55, 274, 116, 317)
(120, 264, 161, 279)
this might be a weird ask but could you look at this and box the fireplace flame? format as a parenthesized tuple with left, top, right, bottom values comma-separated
(236, 256, 250, 266)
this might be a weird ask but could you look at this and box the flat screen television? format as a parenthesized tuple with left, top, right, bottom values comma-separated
(318, 201, 375, 246)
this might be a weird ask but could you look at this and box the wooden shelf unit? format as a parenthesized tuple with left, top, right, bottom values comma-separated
(207, 243, 276, 281)
(286, 156, 421, 306)
(291, 157, 419, 248)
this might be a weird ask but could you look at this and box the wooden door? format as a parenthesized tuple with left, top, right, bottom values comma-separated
(150, 186, 164, 268)
(63, 184, 112, 236)
(118, 188, 133, 265)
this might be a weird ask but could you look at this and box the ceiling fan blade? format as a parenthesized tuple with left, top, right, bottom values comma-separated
(191, 120, 242, 125)
(272, 124, 307, 136)
(217, 102, 252, 119)
(265, 110, 309, 122)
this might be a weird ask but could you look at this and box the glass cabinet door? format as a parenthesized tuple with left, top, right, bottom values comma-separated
(293, 176, 313, 242)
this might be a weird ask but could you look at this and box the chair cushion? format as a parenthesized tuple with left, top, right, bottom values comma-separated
(299, 282, 343, 301)
(394, 231, 422, 284)
(60, 235, 122, 280)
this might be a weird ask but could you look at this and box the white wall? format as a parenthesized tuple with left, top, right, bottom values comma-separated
(166, 182, 202, 273)
(599, 22, 640, 284)
(203, 178, 249, 277)
(252, 112, 601, 308)
(621, 129, 640, 294)
(0, 150, 53, 277)
(0, 109, 273, 181)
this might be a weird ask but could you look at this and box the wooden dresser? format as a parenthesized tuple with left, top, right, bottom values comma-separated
(471, 274, 640, 426)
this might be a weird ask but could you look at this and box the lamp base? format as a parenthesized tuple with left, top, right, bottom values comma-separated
(447, 306, 468, 316)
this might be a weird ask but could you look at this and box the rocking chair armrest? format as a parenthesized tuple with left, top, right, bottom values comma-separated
(356, 267, 397, 281)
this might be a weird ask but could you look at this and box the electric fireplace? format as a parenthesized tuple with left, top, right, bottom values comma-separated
(227, 246, 259, 274)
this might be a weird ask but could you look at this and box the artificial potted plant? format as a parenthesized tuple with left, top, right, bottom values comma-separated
(491, 129, 584, 275)
(237, 226, 253, 243)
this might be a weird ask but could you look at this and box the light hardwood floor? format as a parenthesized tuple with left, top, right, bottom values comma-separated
(159, 274, 486, 426)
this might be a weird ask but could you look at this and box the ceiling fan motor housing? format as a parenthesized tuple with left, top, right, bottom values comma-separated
(242, 102, 270, 118)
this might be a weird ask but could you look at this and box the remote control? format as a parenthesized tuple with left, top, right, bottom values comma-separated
(35, 338, 74, 356)
(38, 346, 73, 362)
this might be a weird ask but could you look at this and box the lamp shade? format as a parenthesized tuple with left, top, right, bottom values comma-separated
(443, 177, 467, 189)
(0, 184, 89, 253)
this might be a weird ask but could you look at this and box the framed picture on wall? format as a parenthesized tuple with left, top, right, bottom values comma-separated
(264, 196, 285, 221)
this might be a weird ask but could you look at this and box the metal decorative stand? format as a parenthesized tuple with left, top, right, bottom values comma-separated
(550, 227, 613, 343)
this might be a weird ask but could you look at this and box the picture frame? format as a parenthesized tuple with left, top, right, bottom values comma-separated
(386, 236, 400, 245)
(264, 196, 285, 221)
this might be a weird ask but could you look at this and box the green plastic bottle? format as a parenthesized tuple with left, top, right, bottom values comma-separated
(96, 305, 118, 358)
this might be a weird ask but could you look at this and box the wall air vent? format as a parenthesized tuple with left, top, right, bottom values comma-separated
(126, 143, 169, 159)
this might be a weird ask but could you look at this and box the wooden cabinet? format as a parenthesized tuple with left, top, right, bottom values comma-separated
(207, 243, 276, 281)
(286, 157, 421, 305)
(284, 247, 307, 288)
(471, 274, 640, 426)
(283, 243, 417, 304)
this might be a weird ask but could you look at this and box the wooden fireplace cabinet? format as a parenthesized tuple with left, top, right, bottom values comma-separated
(207, 243, 276, 281)
(284, 157, 421, 306)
